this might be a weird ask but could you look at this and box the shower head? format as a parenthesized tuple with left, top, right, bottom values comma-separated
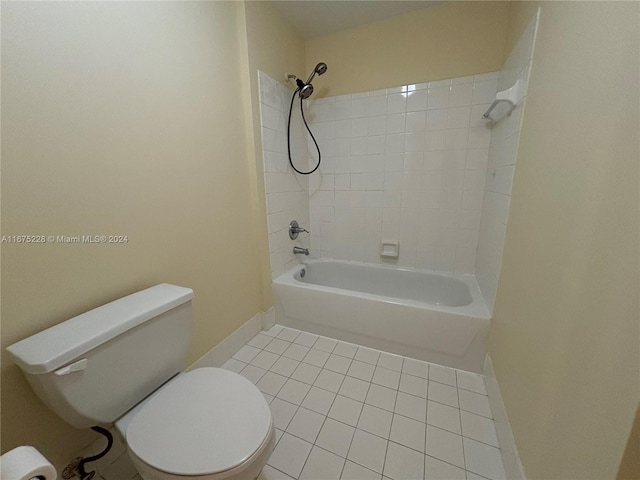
(293, 62, 328, 99)
(295, 77, 314, 99)
(299, 83, 314, 99)
(305, 62, 328, 85)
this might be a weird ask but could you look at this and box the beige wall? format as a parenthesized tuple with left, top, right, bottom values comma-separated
(504, 1, 540, 58)
(1, 1, 264, 467)
(239, 1, 306, 307)
(617, 402, 640, 479)
(490, 2, 640, 479)
(4, 2, 639, 478)
(244, 2, 306, 89)
(305, 1, 510, 97)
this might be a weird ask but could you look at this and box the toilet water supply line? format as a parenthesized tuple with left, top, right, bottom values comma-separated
(286, 62, 328, 175)
(77, 426, 113, 480)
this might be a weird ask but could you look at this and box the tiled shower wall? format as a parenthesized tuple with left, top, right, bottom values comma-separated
(305, 74, 498, 273)
(259, 71, 310, 279)
(260, 71, 500, 275)
(475, 12, 539, 313)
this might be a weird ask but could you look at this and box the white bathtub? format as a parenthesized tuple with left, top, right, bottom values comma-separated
(272, 260, 491, 373)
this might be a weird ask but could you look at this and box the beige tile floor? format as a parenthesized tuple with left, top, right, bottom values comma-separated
(95, 325, 505, 480)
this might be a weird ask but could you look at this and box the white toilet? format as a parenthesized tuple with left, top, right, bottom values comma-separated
(7, 284, 274, 480)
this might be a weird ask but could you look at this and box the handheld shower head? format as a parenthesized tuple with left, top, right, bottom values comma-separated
(296, 62, 327, 99)
(305, 62, 328, 85)
(288, 62, 327, 175)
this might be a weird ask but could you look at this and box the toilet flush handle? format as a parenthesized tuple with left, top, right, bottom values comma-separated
(54, 358, 88, 376)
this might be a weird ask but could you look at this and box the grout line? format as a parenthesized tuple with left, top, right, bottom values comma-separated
(424, 373, 430, 470)
(424, 453, 473, 476)
(335, 372, 374, 477)
(260, 329, 494, 413)
(461, 432, 468, 475)
(292, 366, 348, 478)
(264, 463, 295, 480)
(253, 326, 503, 478)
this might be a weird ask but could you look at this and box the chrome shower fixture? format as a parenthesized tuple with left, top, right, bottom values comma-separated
(289, 220, 309, 240)
(292, 62, 328, 99)
(306, 62, 328, 83)
(286, 61, 328, 175)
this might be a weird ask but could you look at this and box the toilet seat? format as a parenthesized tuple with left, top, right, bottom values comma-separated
(126, 367, 272, 477)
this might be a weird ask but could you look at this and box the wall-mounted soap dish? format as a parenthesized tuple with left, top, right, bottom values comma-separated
(380, 241, 399, 258)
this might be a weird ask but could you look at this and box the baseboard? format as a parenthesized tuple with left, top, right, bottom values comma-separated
(484, 355, 526, 480)
(262, 306, 276, 330)
(190, 307, 275, 369)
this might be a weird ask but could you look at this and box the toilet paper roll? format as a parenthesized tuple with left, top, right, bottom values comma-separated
(0, 446, 57, 480)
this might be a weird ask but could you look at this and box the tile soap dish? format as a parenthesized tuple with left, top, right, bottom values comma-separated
(380, 241, 399, 258)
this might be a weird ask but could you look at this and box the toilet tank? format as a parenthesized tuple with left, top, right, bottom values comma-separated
(6, 284, 194, 428)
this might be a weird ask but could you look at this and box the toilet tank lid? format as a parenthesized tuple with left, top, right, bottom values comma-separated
(6, 284, 194, 375)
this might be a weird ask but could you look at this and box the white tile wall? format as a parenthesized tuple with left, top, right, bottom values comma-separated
(259, 71, 311, 279)
(475, 12, 540, 313)
(304, 73, 498, 274)
(257, 59, 548, 286)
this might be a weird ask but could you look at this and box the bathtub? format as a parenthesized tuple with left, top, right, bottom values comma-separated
(272, 260, 491, 373)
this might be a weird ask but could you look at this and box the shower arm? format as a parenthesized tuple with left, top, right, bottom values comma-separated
(284, 70, 319, 91)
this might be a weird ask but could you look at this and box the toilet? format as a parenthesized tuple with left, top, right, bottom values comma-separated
(6, 284, 274, 480)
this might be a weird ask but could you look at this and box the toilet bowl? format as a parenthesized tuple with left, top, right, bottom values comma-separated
(116, 368, 274, 480)
(5, 284, 274, 480)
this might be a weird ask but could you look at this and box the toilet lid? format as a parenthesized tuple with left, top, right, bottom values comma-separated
(126, 367, 272, 476)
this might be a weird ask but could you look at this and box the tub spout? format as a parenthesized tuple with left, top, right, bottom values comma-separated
(293, 246, 309, 256)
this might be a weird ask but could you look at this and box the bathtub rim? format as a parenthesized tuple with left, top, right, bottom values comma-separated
(273, 258, 491, 320)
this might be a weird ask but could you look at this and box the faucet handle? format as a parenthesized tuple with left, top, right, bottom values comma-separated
(289, 220, 309, 240)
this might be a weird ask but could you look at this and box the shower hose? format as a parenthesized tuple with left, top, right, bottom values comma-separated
(287, 90, 321, 175)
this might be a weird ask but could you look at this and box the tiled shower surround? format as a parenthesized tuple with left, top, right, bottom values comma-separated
(305, 74, 498, 274)
(260, 71, 499, 275)
(259, 71, 311, 279)
(475, 14, 537, 313)
(259, 12, 535, 312)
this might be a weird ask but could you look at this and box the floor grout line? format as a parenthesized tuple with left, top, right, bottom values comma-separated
(249, 329, 489, 391)
(253, 324, 502, 480)
(286, 359, 346, 478)
(423, 372, 430, 473)
(340, 372, 374, 475)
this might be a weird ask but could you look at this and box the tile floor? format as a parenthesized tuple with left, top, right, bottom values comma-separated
(92, 325, 505, 480)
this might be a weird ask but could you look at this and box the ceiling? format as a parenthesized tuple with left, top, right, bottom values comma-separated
(270, 1, 443, 40)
